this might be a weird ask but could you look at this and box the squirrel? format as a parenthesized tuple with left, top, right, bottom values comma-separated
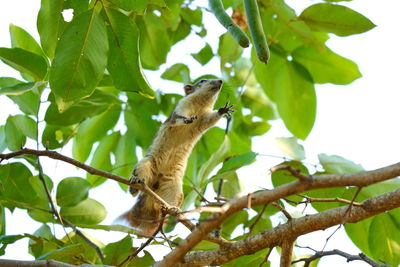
(121, 79, 234, 235)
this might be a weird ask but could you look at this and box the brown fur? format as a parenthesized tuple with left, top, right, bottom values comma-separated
(125, 79, 226, 235)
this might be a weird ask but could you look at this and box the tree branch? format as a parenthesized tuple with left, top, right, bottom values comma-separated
(179, 188, 400, 266)
(292, 249, 390, 267)
(155, 162, 400, 267)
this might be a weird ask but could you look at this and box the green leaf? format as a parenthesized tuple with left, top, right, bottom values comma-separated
(60, 198, 106, 225)
(49, 7, 109, 112)
(5, 116, 26, 151)
(161, 63, 191, 84)
(274, 137, 305, 160)
(87, 132, 120, 187)
(181, 7, 202, 26)
(8, 90, 40, 116)
(37, 0, 67, 58)
(0, 82, 42, 96)
(136, 10, 171, 69)
(104, 7, 154, 98)
(103, 235, 132, 265)
(113, 131, 137, 188)
(9, 24, 46, 59)
(0, 48, 47, 81)
(129, 250, 154, 267)
(196, 135, 230, 187)
(218, 33, 243, 66)
(299, 3, 376, 36)
(218, 152, 257, 174)
(0, 206, 5, 236)
(108, 0, 148, 12)
(212, 171, 242, 198)
(0, 163, 36, 204)
(191, 43, 214, 65)
(254, 50, 316, 139)
(0, 235, 26, 256)
(42, 124, 74, 149)
(293, 45, 361, 85)
(45, 90, 121, 126)
(72, 104, 121, 162)
(29, 224, 61, 259)
(56, 177, 91, 207)
(318, 153, 364, 174)
(65, 0, 89, 15)
(368, 213, 400, 266)
(223, 248, 271, 266)
(271, 161, 307, 203)
(221, 210, 248, 238)
(11, 115, 37, 140)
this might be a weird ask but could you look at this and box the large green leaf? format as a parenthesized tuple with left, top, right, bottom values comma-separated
(0, 82, 42, 96)
(0, 48, 47, 81)
(136, 10, 171, 70)
(103, 235, 132, 265)
(37, 0, 67, 58)
(42, 124, 74, 149)
(9, 24, 46, 59)
(0, 163, 36, 204)
(49, 7, 109, 111)
(368, 212, 400, 266)
(218, 33, 243, 67)
(72, 104, 121, 162)
(255, 50, 316, 139)
(274, 137, 305, 160)
(56, 177, 91, 207)
(7, 90, 40, 116)
(293, 45, 361, 85)
(192, 43, 213, 65)
(5, 116, 29, 151)
(112, 131, 137, 189)
(104, 7, 154, 98)
(299, 3, 376, 36)
(60, 198, 106, 225)
(263, 0, 319, 48)
(318, 153, 364, 174)
(218, 152, 257, 174)
(45, 90, 121, 126)
(87, 132, 120, 187)
(161, 63, 191, 84)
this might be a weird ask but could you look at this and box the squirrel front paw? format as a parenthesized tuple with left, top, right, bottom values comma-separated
(218, 102, 235, 115)
(183, 115, 198, 124)
(129, 176, 144, 195)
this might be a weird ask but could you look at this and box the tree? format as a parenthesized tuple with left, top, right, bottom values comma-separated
(0, 0, 399, 266)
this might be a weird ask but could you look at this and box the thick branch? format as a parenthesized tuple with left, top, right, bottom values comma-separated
(155, 163, 400, 267)
(180, 189, 400, 266)
(292, 249, 390, 267)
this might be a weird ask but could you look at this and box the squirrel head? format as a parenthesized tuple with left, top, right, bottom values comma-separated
(183, 79, 223, 96)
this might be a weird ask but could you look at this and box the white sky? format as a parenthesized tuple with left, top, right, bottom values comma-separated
(0, 0, 399, 266)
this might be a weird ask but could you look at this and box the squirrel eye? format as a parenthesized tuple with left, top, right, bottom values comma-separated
(199, 79, 206, 83)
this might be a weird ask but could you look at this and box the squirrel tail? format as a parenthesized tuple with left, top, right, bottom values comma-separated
(121, 194, 161, 236)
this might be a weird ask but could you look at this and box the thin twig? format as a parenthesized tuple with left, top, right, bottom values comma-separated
(291, 249, 390, 267)
(269, 165, 313, 182)
(290, 194, 363, 207)
(247, 204, 267, 235)
(63, 219, 104, 260)
(192, 186, 210, 203)
(272, 202, 292, 221)
(117, 216, 165, 267)
(258, 247, 273, 267)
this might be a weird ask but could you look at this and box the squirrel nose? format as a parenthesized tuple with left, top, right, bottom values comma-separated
(217, 79, 222, 84)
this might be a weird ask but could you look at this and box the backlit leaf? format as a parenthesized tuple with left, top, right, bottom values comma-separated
(49, 7, 108, 111)
(60, 198, 106, 225)
(56, 177, 91, 207)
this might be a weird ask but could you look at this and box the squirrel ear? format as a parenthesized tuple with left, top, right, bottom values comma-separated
(184, 84, 194, 95)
